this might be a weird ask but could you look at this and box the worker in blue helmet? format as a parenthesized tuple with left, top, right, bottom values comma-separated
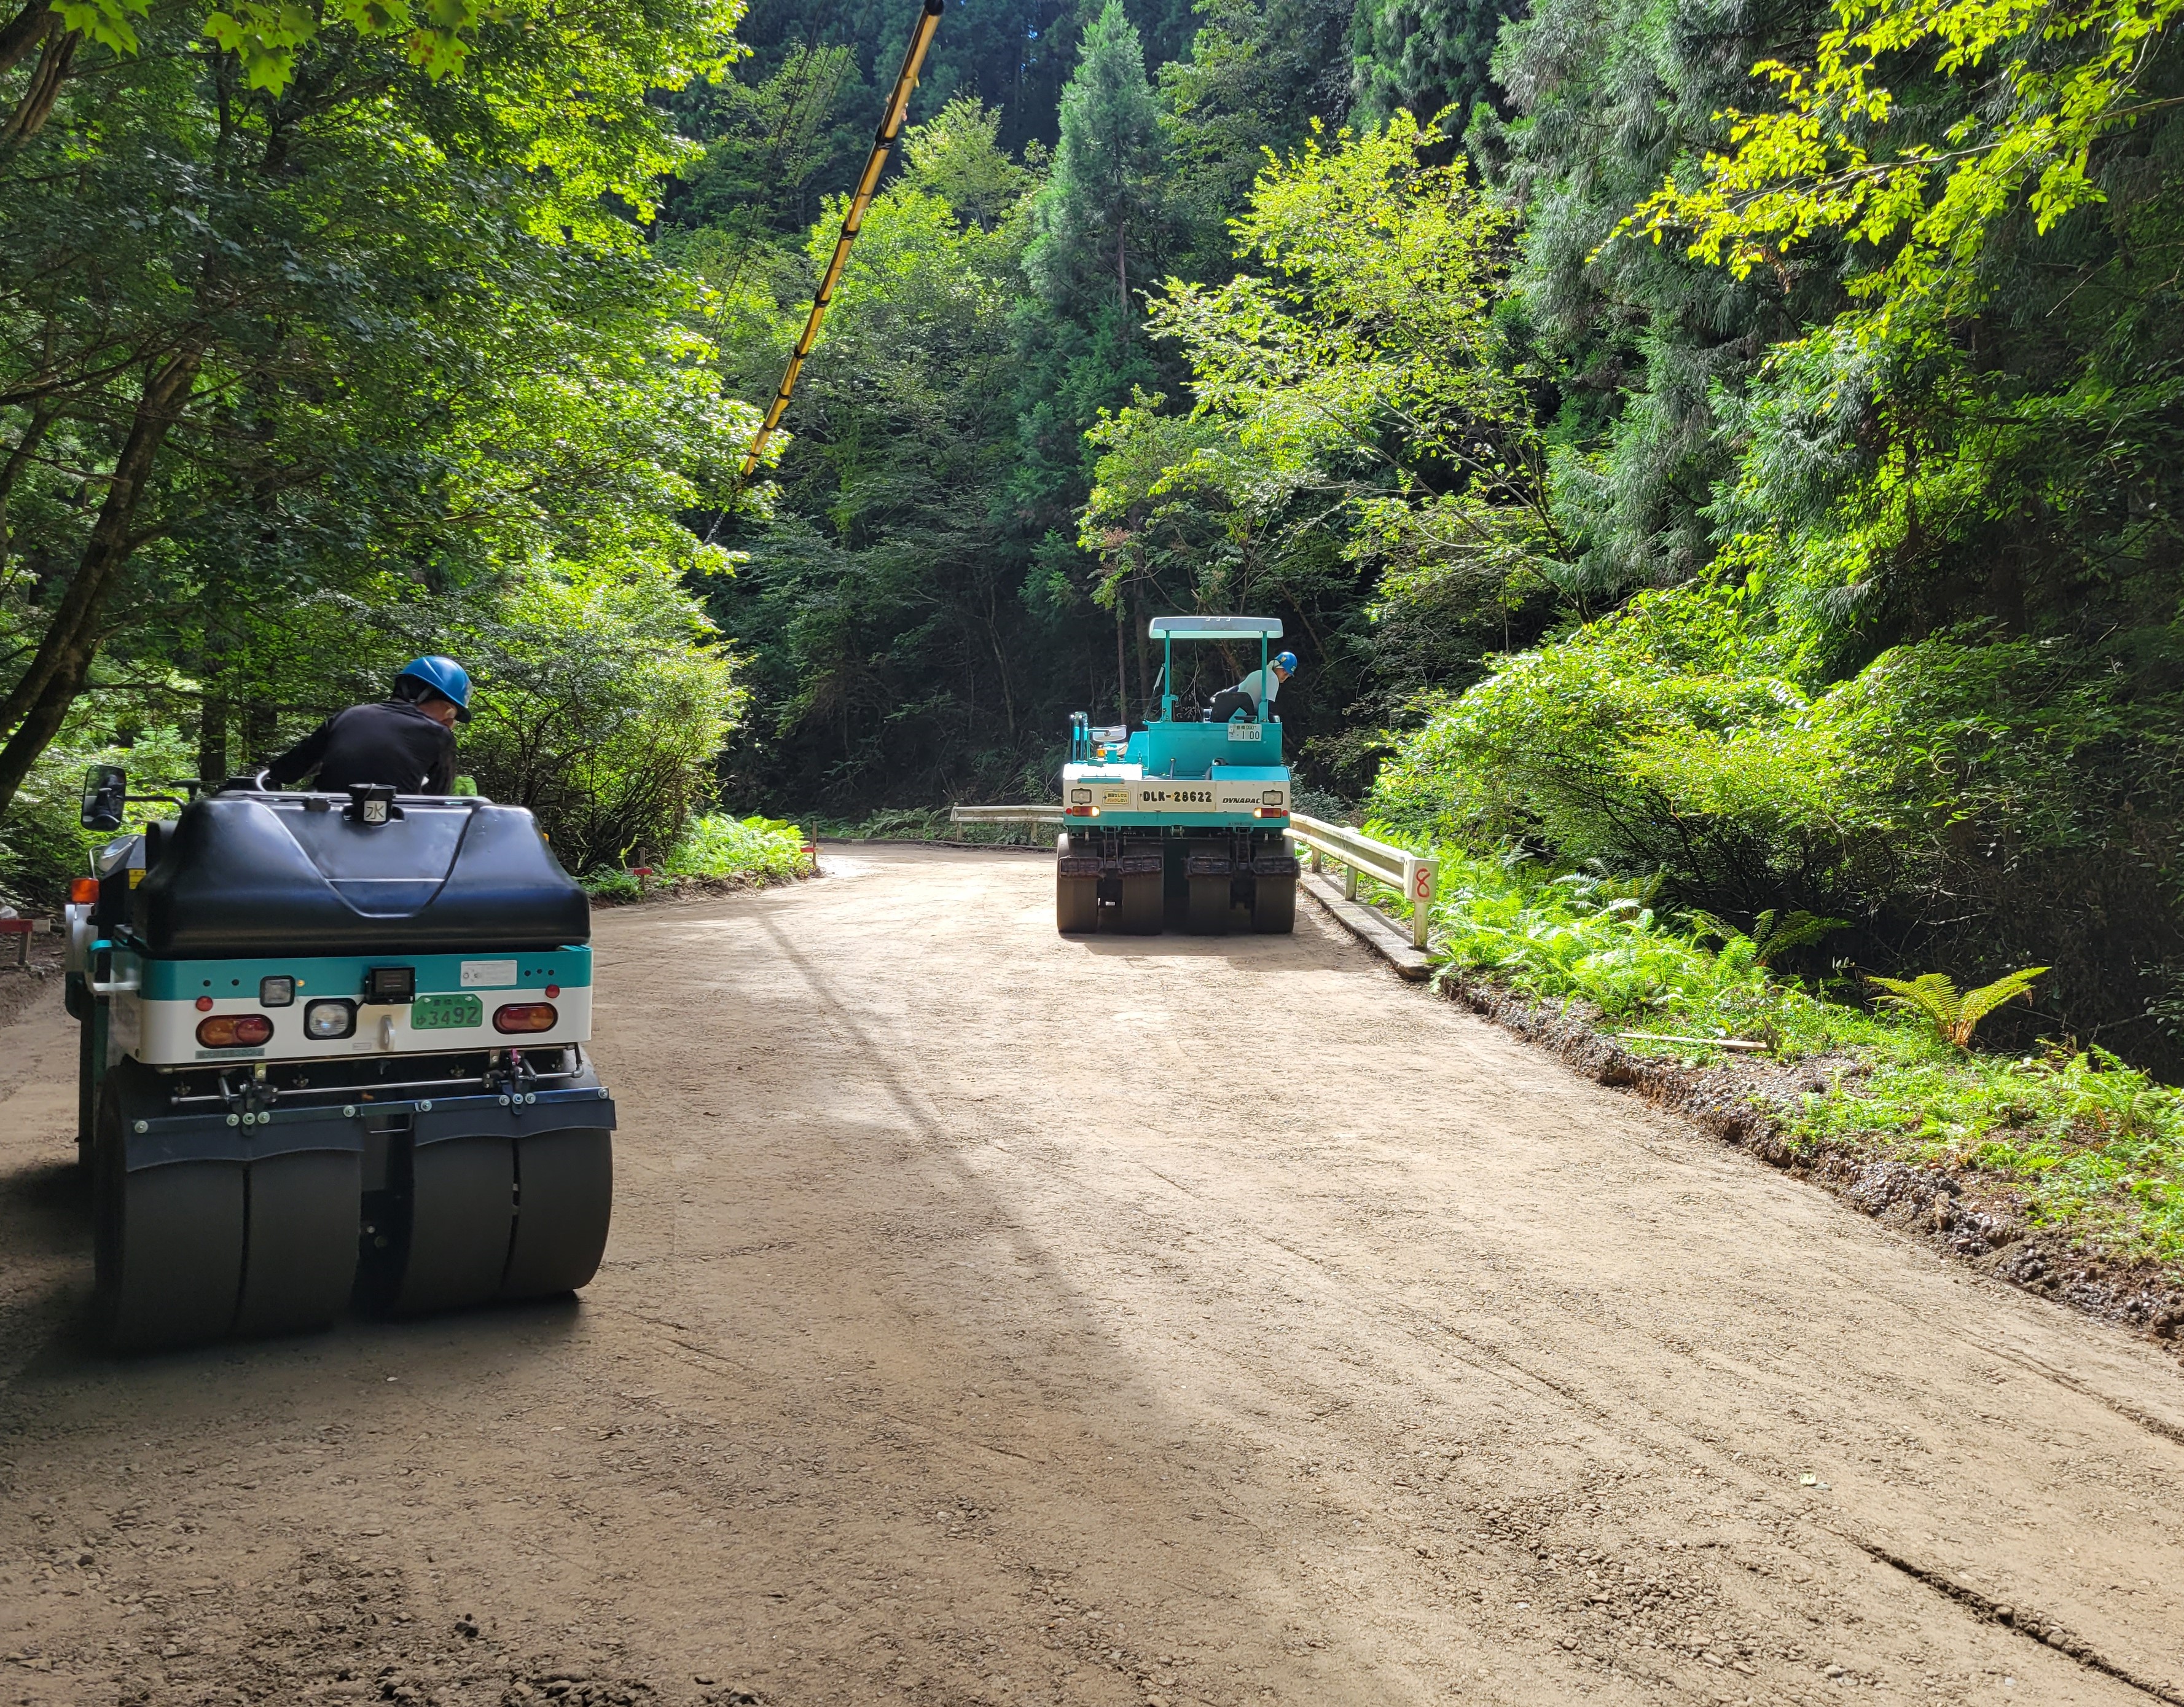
(264, 656, 472, 795)
(1207, 650, 1298, 723)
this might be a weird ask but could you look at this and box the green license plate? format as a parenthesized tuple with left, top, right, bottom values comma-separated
(411, 993, 483, 1030)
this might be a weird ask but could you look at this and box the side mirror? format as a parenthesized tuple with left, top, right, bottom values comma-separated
(80, 764, 126, 833)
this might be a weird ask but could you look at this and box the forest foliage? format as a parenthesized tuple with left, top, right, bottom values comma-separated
(4, 0, 2182, 1077)
(0, 0, 751, 894)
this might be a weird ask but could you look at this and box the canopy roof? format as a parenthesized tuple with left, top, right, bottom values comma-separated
(1146, 615, 1283, 640)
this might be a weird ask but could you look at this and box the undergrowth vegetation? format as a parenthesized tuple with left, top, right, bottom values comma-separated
(1380, 840, 2184, 1270)
(815, 808, 1050, 846)
(581, 815, 808, 900)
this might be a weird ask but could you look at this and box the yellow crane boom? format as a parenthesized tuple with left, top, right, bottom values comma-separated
(735, 0, 945, 484)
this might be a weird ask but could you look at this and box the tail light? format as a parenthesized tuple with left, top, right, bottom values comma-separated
(197, 1013, 273, 1048)
(69, 877, 98, 904)
(1063, 804, 1099, 817)
(1253, 806, 1287, 818)
(494, 1002, 558, 1034)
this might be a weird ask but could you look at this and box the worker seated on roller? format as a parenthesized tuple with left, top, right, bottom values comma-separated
(1206, 651, 1296, 724)
(265, 655, 472, 796)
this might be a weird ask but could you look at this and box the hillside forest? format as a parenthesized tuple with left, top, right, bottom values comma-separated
(1, 0, 2182, 1076)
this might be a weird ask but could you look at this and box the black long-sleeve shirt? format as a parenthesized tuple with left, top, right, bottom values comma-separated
(265, 700, 456, 795)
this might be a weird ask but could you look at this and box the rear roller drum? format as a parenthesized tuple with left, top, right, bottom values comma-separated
(1251, 873, 1297, 934)
(234, 1150, 362, 1338)
(94, 1061, 245, 1352)
(1117, 871, 1163, 935)
(1055, 833, 1098, 934)
(1057, 874, 1098, 934)
(392, 1136, 515, 1314)
(501, 1126, 614, 1298)
(75, 984, 104, 1172)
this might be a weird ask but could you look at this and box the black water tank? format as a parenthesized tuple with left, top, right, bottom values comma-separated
(132, 793, 590, 957)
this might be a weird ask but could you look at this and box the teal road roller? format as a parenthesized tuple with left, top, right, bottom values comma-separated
(63, 769, 616, 1352)
(1055, 614, 1297, 936)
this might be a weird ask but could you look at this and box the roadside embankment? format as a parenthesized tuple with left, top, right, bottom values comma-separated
(1329, 841, 2184, 1352)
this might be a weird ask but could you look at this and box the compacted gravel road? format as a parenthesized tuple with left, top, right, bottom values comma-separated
(3, 844, 2183, 1707)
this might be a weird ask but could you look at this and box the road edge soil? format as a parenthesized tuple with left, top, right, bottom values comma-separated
(1438, 971, 2184, 1366)
(0, 932, 66, 1031)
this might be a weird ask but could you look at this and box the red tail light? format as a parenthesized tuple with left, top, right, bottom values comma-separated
(493, 1002, 558, 1034)
(1063, 804, 1099, 817)
(1253, 806, 1288, 818)
(197, 1014, 273, 1048)
(70, 876, 98, 903)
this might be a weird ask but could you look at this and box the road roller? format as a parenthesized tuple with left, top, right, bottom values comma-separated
(65, 767, 616, 1352)
(1055, 614, 1297, 936)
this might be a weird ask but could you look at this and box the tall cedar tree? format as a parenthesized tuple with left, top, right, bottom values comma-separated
(1025, 0, 1167, 332)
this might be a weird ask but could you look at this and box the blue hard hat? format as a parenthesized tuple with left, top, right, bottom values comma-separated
(396, 655, 473, 721)
(1274, 651, 1299, 673)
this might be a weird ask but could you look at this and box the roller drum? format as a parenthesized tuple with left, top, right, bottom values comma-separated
(1186, 876, 1231, 935)
(1057, 875, 1098, 934)
(393, 1136, 515, 1314)
(501, 1127, 614, 1298)
(234, 1150, 362, 1337)
(95, 1063, 245, 1352)
(1251, 873, 1297, 934)
(1117, 871, 1164, 935)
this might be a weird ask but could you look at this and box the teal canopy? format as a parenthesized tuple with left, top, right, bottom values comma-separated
(1146, 616, 1283, 640)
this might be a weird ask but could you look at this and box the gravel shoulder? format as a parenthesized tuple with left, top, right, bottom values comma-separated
(2, 844, 2182, 1707)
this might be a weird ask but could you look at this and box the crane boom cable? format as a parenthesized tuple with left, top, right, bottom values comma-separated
(735, 0, 944, 484)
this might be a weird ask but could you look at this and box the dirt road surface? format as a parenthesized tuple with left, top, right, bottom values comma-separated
(4, 845, 2183, 1707)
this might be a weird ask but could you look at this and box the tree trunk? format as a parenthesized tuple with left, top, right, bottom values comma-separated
(243, 698, 276, 767)
(0, 644, 91, 813)
(0, 401, 57, 579)
(0, 3, 52, 78)
(1114, 603, 1127, 725)
(0, 11, 75, 154)
(0, 347, 202, 820)
(196, 693, 229, 785)
(1116, 224, 1130, 348)
(1130, 579, 1151, 716)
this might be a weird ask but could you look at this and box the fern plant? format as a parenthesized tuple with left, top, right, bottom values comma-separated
(1687, 908, 1847, 968)
(2064, 1046, 2175, 1139)
(1866, 967, 2048, 1048)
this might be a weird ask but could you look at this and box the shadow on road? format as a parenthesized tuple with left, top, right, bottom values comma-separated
(0, 1154, 88, 1252)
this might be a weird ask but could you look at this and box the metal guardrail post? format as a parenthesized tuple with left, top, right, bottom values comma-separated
(1286, 812, 1435, 952)
(1403, 854, 1436, 949)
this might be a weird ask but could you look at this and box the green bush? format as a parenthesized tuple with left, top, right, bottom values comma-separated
(580, 814, 807, 897)
(0, 716, 198, 909)
(456, 560, 746, 874)
(659, 814, 807, 883)
(1367, 579, 2184, 1067)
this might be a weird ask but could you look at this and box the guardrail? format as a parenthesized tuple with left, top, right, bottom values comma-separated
(945, 805, 1436, 949)
(948, 804, 1064, 825)
(1286, 812, 1437, 949)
